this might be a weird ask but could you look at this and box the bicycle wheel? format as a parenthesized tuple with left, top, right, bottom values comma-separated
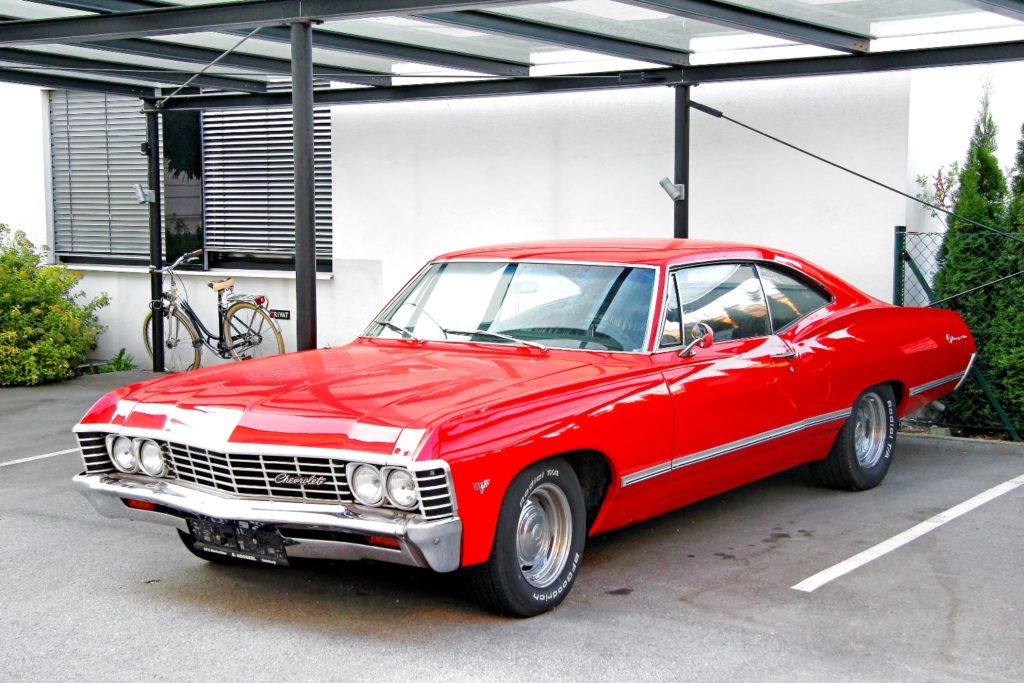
(223, 302, 284, 361)
(143, 309, 201, 372)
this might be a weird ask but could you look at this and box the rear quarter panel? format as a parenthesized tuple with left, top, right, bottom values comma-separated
(785, 302, 975, 422)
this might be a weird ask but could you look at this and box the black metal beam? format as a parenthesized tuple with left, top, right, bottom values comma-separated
(292, 21, 317, 352)
(673, 85, 689, 239)
(678, 39, 1024, 84)
(145, 108, 165, 373)
(148, 70, 683, 110)
(0, 46, 267, 91)
(619, 0, 870, 53)
(420, 11, 689, 66)
(92, 38, 391, 87)
(27, 0, 526, 77)
(151, 38, 1024, 111)
(0, 0, 510, 44)
(0, 65, 153, 95)
(961, 0, 1024, 21)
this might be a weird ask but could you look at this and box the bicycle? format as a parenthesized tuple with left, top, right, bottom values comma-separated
(143, 248, 285, 372)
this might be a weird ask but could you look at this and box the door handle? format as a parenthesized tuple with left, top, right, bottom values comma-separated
(771, 349, 798, 360)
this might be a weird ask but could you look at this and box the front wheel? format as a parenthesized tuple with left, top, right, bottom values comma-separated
(223, 302, 284, 361)
(467, 458, 586, 617)
(810, 383, 897, 491)
(143, 309, 200, 372)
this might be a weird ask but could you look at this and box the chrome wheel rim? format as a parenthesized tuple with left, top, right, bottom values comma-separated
(854, 393, 887, 468)
(516, 483, 572, 588)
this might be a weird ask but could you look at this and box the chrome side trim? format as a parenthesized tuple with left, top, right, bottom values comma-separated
(619, 461, 672, 487)
(620, 408, 852, 488)
(953, 353, 976, 392)
(909, 371, 967, 397)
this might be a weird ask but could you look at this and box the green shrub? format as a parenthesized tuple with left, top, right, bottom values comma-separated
(0, 224, 109, 386)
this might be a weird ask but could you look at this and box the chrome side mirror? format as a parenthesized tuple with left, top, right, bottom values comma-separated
(679, 322, 714, 358)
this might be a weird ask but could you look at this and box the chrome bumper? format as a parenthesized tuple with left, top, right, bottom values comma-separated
(72, 473, 462, 573)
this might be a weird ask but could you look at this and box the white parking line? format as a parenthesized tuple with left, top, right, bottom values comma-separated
(793, 472, 1024, 593)
(0, 448, 78, 469)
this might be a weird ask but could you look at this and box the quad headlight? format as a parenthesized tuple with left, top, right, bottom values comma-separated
(105, 435, 166, 476)
(385, 468, 418, 510)
(108, 435, 136, 472)
(346, 463, 420, 510)
(349, 464, 384, 506)
(137, 440, 166, 476)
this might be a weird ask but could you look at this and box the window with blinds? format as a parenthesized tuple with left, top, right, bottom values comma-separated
(202, 107, 333, 261)
(50, 91, 151, 262)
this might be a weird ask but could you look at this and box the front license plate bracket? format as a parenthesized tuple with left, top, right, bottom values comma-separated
(187, 518, 290, 566)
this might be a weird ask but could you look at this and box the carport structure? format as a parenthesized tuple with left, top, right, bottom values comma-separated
(1, 1, 1023, 370)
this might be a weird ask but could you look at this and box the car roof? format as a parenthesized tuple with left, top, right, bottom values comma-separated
(436, 238, 787, 267)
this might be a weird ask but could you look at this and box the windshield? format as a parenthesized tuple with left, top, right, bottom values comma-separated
(364, 261, 657, 352)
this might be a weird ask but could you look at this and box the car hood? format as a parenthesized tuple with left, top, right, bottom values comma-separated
(85, 339, 639, 455)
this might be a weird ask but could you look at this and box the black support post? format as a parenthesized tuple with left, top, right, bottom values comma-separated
(893, 225, 906, 306)
(145, 107, 164, 372)
(673, 84, 690, 239)
(292, 20, 317, 351)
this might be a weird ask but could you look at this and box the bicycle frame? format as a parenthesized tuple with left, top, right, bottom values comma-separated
(159, 252, 276, 361)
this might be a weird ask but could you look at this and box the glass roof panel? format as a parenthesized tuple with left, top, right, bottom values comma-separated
(486, 1, 734, 51)
(716, 0, 1022, 38)
(320, 16, 560, 65)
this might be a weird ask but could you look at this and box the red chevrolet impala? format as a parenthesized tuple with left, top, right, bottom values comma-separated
(72, 239, 975, 616)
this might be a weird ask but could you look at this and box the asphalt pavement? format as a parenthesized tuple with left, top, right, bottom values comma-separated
(1, 371, 1022, 682)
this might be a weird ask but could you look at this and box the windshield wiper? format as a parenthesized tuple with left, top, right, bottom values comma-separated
(442, 328, 546, 350)
(373, 318, 421, 341)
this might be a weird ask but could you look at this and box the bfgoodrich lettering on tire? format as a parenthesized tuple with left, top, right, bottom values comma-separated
(810, 383, 897, 491)
(467, 457, 586, 617)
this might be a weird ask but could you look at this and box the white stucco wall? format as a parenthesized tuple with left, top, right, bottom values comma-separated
(0, 84, 47, 248)
(12, 66, 1011, 364)
(332, 72, 910, 306)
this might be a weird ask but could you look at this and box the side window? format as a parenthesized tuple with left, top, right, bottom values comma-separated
(758, 265, 831, 332)
(672, 263, 770, 343)
(659, 273, 683, 348)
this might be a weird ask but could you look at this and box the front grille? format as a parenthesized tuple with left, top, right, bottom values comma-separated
(416, 468, 455, 520)
(76, 431, 456, 519)
(166, 442, 353, 503)
(77, 432, 113, 474)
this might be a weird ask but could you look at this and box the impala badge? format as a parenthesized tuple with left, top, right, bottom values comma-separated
(472, 479, 491, 495)
(946, 334, 968, 343)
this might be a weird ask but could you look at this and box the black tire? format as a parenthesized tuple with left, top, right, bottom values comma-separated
(177, 529, 244, 566)
(810, 384, 897, 491)
(143, 309, 200, 372)
(467, 458, 586, 617)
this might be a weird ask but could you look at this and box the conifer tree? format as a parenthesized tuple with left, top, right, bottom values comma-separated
(933, 89, 1011, 432)
(989, 123, 1024, 430)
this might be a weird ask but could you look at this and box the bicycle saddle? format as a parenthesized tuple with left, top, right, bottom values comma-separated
(208, 277, 235, 292)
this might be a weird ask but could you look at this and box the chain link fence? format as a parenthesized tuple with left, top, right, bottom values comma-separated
(895, 229, 1022, 440)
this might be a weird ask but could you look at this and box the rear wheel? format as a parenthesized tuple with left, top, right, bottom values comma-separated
(810, 384, 897, 491)
(223, 302, 284, 360)
(467, 458, 586, 617)
(142, 309, 200, 372)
